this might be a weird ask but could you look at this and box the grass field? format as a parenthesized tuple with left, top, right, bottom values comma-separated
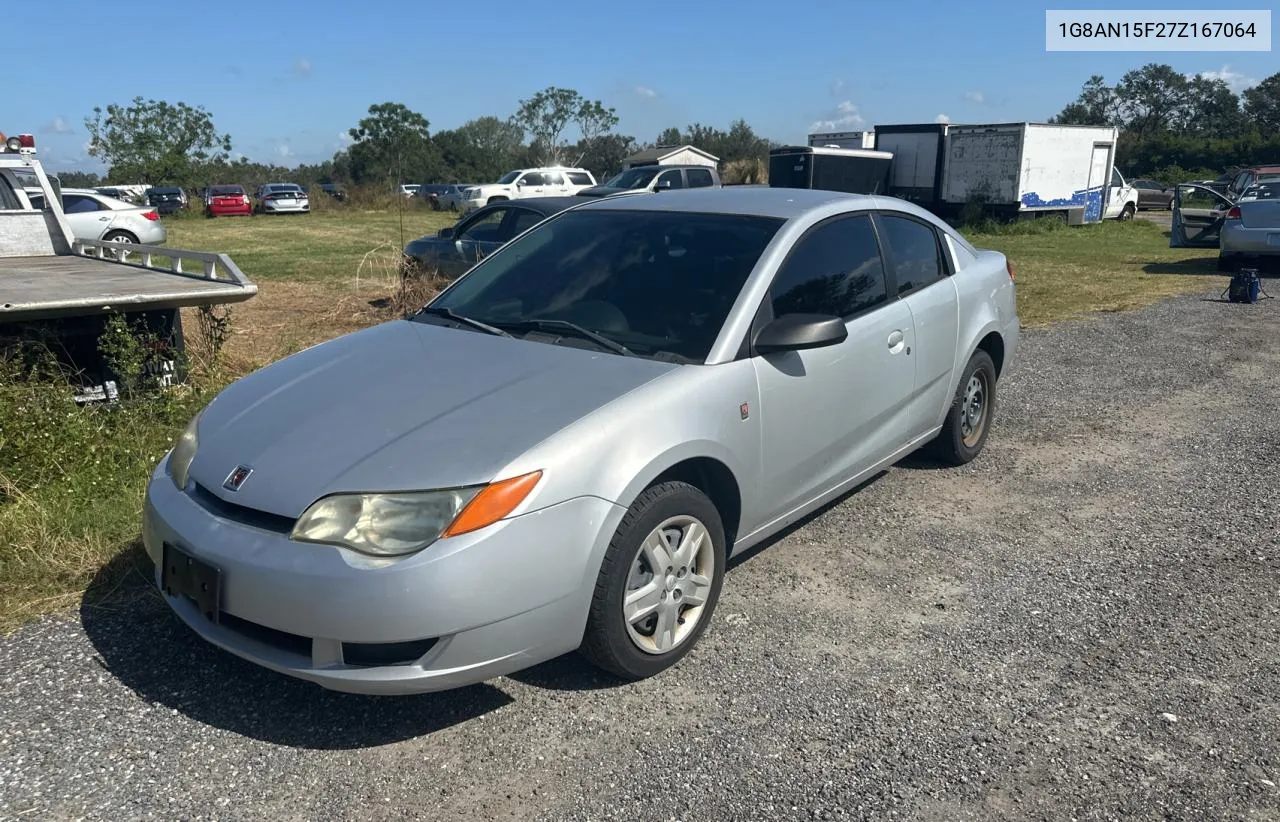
(0, 207, 1223, 630)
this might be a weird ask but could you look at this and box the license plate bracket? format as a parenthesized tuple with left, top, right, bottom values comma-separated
(161, 543, 221, 623)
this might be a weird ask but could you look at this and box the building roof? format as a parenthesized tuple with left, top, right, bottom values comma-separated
(622, 144, 720, 165)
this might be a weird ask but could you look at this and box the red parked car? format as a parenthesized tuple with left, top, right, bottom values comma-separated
(205, 184, 252, 218)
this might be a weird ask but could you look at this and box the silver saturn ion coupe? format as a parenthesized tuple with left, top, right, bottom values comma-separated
(144, 187, 1020, 694)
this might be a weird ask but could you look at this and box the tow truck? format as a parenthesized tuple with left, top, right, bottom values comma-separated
(0, 131, 256, 399)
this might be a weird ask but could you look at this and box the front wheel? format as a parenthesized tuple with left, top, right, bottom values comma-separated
(1119, 203, 1135, 221)
(579, 481, 726, 680)
(928, 349, 997, 466)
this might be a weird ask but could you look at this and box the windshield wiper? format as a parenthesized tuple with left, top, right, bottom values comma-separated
(415, 306, 511, 337)
(497, 318, 638, 357)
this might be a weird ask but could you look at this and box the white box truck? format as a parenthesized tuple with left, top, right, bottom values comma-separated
(939, 123, 1137, 223)
(873, 123, 955, 205)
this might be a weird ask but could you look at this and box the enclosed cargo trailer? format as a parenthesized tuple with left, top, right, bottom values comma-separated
(768, 146, 893, 195)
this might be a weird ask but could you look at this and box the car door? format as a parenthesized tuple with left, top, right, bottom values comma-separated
(874, 212, 961, 439)
(750, 213, 917, 525)
(654, 169, 684, 192)
(61, 193, 113, 240)
(439, 205, 520, 277)
(515, 172, 546, 198)
(541, 171, 570, 196)
(1170, 184, 1233, 248)
(1103, 167, 1128, 218)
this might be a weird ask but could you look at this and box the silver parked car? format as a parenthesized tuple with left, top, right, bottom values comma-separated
(144, 188, 1020, 694)
(1171, 181, 1280, 270)
(59, 188, 168, 246)
(253, 183, 309, 215)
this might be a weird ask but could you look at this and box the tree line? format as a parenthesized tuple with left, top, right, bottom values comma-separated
(65, 89, 776, 191)
(1051, 64, 1280, 184)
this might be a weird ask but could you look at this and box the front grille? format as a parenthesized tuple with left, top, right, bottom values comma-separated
(189, 482, 295, 533)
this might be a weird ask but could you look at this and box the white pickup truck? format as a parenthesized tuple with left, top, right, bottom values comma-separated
(459, 166, 598, 212)
(0, 131, 257, 399)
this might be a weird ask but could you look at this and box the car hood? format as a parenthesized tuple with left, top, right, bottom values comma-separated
(186, 319, 677, 518)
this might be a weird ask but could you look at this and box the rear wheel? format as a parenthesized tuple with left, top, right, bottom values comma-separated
(928, 349, 997, 466)
(580, 481, 725, 680)
(102, 230, 140, 262)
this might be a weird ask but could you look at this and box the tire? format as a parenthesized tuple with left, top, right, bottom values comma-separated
(102, 230, 139, 245)
(928, 349, 997, 466)
(579, 481, 726, 680)
(1119, 203, 1135, 221)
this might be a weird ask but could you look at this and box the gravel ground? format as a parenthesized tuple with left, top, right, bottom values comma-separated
(3, 288, 1280, 822)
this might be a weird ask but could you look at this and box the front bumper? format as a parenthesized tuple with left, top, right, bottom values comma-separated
(142, 461, 625, 694)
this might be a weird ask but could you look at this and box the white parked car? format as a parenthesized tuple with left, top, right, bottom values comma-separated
(59, 188, 167, 247)
(399, 184, 420, 198)
(461, 167, 598, 212)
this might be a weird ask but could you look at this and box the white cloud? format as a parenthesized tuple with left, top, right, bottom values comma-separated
(934, 113, 951, 124)
(292, 57, 312, 77)
(634, 85, 658, 99)
(1195, 65, 1257, 92)
(46, 116, 73, 134)
(964, 91, 985, 104)
(831, 78, 847, 96)
(810, 100, 865, 132)
(276, 143, 293, 158)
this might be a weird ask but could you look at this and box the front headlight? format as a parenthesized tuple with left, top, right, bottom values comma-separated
(291, 471, 542, 557)
(169, 413, 200, 491)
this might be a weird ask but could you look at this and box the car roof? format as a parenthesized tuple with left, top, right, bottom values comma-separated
(569, 185, 873, 219)
(487, 195, 583, 214)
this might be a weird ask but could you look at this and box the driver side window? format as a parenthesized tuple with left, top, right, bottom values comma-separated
(768, 215, 888, 319)
(460, 208, 508, 243)
(518, 172, 544, 187)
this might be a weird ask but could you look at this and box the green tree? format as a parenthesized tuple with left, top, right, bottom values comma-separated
(1115, 63, 1190, 136)
(573, 133, 637, 180)
(54, 170, 102, 188)
(346, 102, 441, 185)
(1182, 76, 1246, 138)
(84, 97, 232, 185)
(448, 116, 525, 181)
(1243, 72, 1280, 136)
(514, 87, 618, 165)
(655, 127, 683, 146)
(1051, 75, 1121, 125)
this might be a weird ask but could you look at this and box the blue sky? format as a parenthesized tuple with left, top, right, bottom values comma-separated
(12, 0, 1275, 172)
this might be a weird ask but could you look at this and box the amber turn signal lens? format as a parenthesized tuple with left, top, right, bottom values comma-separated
(442, 471, 543, 538)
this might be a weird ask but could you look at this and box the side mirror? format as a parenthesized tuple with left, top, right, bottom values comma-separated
(516, 179, 526, 186)
(754, 313, 848, 354)
(438, 226, 454, 239)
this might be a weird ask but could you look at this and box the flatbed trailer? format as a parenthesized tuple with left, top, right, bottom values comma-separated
(0, 130, 255, 396)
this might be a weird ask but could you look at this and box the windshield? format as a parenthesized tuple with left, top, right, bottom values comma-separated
(497, 171, 521, 184)
(426, 209, 785, 362)
(604, 168, 659, 189)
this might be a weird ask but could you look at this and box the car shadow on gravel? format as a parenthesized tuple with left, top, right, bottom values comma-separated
(1141, 258, 1221, 275)
(79, 546, 514, 750)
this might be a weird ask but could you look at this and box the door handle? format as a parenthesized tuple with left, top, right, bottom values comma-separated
(887, 330, 906, 354)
